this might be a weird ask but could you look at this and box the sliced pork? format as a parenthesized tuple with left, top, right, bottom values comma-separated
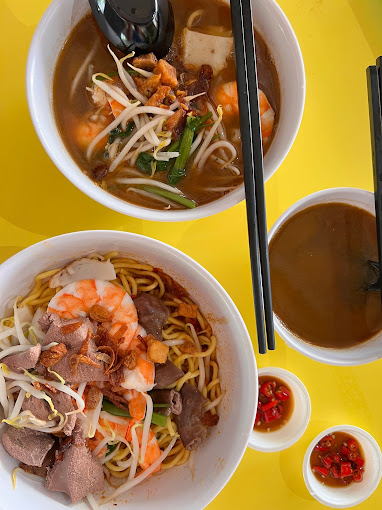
(133, 294, 170, 341)
(1, 426, 55, 467)
(45, 427, 104, 503)
(2, 344, 41, 373)
(176, 383, 207, 450)
(154, 360, 184, 389)
(150, 389, 182, 416)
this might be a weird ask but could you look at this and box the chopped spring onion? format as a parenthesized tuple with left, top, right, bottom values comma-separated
(106, 443, 118, 455)
(102, 399, 167, 427)
(168, 112, 212, 185)
(141, 185, 196, 209)
(153, 404, 170, 408)
(108, 122, 135, 144)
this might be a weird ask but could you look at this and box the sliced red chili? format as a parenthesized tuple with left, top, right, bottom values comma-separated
(314, 444, 330, 452)
(340, 445, 350, 458)
(347, 451, 358, 462)
(257, 401, 263, 410)
(274, 385, 291, 401)
(347, 438, 358, 452)
(354, 456, 365, 469)
(255, 410, 262, 427)
(340, 462, 352, 478)
(333, 454, 341, 464)
(352, 469, 363, 482)
(277, 403, 283, 415)
(260, 381, 276, 398)
(320, 435, 334, 449)
(313, 465, 329, 477)
(262, 399, 279, 412)
(262, 406, 281, 423)
(321, 454, 334, 469)
(330, 464, 340, 478)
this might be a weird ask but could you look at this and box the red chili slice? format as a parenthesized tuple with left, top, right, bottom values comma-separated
(255, 410, 262, 426)
(260, 381, 276, 398)
(340, 462, 352, 478)
(354, 456, 365, 469)
(314, 444, 330, 452)
(347, 438, 358, 452)
(321, 454, 334, 469)
(330, 464, 340, 478)
(347, 451, 358, 462)
(262, 406, 281, 423)
(352, 469, 363, 482)
(257, 401, 263, 410)
(333, 454, 341, 464)
(262, 399, 279, 412)
(320, 435, 334, 449)
(274, 385, 291, 401)
(340, 445, 350, 458)
(313, 465, 329, 477)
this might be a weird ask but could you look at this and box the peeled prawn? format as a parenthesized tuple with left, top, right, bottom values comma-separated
(48, 279, 138, 351)
(214, 81, 275, 144)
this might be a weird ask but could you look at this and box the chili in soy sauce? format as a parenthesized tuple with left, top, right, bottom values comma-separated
(310, 432, 365, 486)
(254, 376, 293, 432)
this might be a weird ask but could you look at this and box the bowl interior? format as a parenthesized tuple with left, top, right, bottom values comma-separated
(269, 187, 382, 366)
(26, 0, 305, 221)
(249, 367, 311, 452)
(303, 426, 382, 508)
(0, 231, 257, 509)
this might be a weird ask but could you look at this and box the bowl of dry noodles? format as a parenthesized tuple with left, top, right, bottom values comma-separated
(0, 230, 257, 509)
(26, 0, 305, 220)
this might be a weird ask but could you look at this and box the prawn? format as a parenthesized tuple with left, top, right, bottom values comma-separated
(121, 331, 155, 393)
(214, 81, 275, 144)
(48, 279, 138, 351)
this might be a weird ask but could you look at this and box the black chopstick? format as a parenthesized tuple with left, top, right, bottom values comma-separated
(230, 0, 275, 353)
(367, 63, 382, 294)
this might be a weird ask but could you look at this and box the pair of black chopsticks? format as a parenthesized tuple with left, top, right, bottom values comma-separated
(367, 60, 382, 292)
(230, 0, 275, 353)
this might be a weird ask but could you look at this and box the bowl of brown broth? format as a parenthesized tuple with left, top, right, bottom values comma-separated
(268, 188, 382, 366)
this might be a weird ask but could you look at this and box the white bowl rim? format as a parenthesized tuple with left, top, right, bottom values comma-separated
(0, 229, 258, 509)
(303, 425, 382, 508)
(268, 187, 380, 366)
(25, 0, 305, 222)
(248, 366, 311, 452)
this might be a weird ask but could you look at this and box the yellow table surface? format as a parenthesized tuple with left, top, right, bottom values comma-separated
(1, 0, 382, 507)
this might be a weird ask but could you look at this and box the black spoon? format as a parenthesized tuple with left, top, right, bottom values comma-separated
(89, 0, 174, 58)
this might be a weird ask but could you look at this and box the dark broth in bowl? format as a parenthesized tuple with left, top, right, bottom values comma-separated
(269, 202, 382, 349)
(53, 0, 280, 210)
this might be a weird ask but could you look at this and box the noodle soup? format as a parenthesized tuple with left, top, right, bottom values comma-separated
(53, 0, 280, 210)
(0, 252, 222, 507)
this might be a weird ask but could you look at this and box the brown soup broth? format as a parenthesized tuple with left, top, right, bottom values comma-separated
(269, 202, 382, 349)
(53, 0, 280, 209)
(310, 432, 364, 487)
(256, 375, 293, 432)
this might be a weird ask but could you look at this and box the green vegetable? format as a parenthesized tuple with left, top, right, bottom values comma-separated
(127, 69, 141, 77)
(108, 122, 135, 144)
(168, 112, 213, 185)
(102, 399, 167, 427)
(141, 185, 196, 209)
(106, 443, 118, 455)
(153, 404, 170, 408)
(136, 153, 171, 174)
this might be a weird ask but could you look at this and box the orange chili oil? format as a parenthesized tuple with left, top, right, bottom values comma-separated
(254, 376, 293, 432)
(310, 432, 365, 486)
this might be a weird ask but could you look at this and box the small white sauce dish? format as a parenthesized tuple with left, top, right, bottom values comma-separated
(248, 366, 311, 452)
(303, 425, 382, 508)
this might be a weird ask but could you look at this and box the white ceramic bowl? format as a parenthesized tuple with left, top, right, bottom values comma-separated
(248, 367, 311, 452)
(0, 231, 257, 510)
(303, 425, 382, 508)
(26, 0, 305, 221)
(268, 187, 382, 366)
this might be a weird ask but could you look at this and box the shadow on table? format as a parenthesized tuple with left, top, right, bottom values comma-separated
(348, 0, 382, 58)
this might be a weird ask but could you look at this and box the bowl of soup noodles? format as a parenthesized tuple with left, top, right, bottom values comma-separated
(26, 0, 305, 221)
(0, 230, 257, 509)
